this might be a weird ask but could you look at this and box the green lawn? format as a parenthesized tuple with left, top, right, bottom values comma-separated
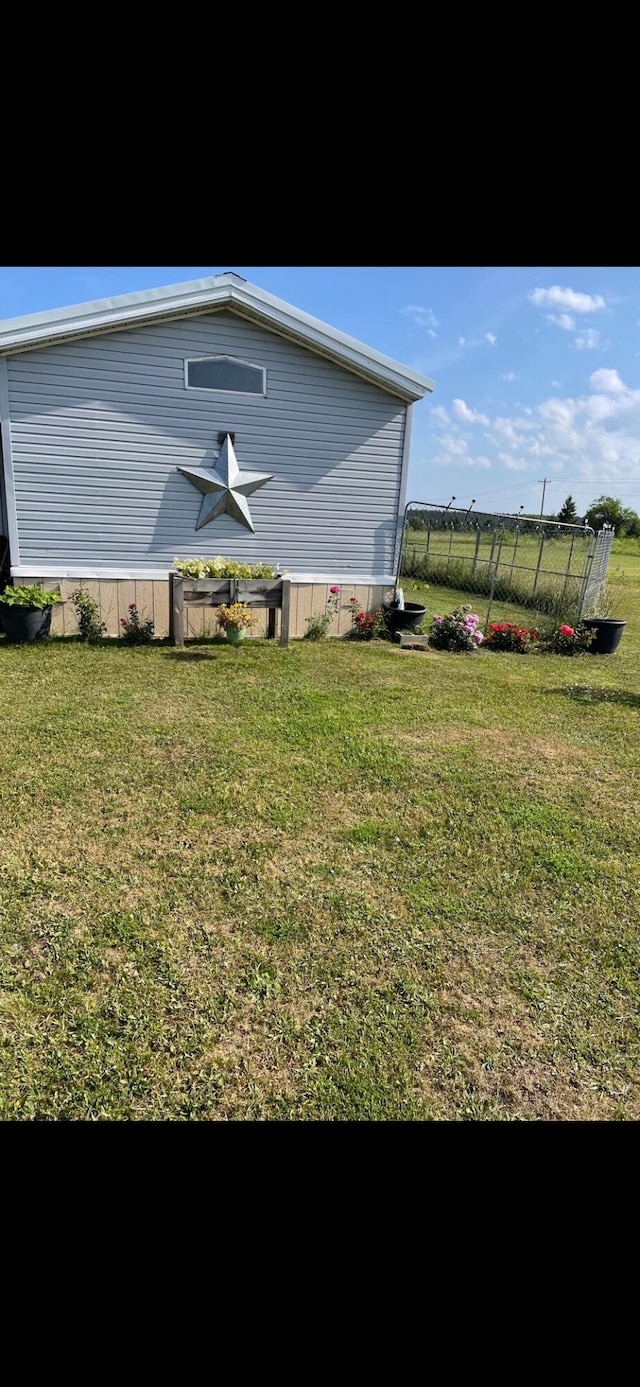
(1, 563, 639, 1121)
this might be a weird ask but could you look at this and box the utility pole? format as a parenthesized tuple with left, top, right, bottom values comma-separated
(538, 478, 549, 518)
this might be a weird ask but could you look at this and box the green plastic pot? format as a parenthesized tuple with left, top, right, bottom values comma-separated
(226, 626, 247, 645)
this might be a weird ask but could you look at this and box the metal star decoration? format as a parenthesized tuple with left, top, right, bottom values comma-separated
(178, 434, 273, 532)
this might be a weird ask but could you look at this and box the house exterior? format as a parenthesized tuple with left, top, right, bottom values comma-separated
(0, 273, 434, 638)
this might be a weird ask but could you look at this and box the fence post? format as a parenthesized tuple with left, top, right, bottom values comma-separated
(532, 533, 546, 595)
(561, 532, 576, 603)
(488, 528, 497, 572)
(446, 525, 454, 575)
(471, 526, 481, 576)
(484, 528, 506, 632)
(509, 524, 520, 579)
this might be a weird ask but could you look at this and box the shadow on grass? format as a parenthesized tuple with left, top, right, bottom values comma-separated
(554, 684, 640, 708)
(163, 649, 222, 662)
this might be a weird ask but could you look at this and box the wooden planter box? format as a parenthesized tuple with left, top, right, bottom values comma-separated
(170, 574, 291, 647)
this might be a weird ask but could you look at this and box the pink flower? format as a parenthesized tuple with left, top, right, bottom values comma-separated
(560, 624, 574, 636)
(433, 615, 443, 624)
(472, 630, 484, 644)
(329, 585, 341, 594)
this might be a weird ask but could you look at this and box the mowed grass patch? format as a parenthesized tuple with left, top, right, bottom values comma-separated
(1, 568, 640, 1120)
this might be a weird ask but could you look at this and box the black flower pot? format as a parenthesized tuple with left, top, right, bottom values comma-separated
(383, 602, 427, 634)
(581, 618, 626, 655)
(0, 604, 53, 643)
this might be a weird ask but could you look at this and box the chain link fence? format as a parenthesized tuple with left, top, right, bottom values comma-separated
(399, 503, 613, 629)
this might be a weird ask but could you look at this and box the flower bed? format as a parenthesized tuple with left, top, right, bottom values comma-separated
(485, 622, 540, 653)
(428, 605, 484, 652)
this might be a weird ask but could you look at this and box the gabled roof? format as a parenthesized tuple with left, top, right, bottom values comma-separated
(0, 272, 435, 402)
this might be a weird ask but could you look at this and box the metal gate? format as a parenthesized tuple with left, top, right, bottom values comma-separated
(398, 502, 613, 627)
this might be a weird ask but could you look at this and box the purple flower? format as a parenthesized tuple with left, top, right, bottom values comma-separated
(472, 630, 484, 644)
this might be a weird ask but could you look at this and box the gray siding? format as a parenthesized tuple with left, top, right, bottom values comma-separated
(6, 310, 407, 574)
(0, 446, 7, 539)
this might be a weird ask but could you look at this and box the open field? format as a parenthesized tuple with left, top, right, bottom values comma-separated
(1, 556, 639, 1121)
(402, 526, 595, 621)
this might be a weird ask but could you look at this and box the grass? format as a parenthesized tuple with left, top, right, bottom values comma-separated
(1, 557, 640, 1121)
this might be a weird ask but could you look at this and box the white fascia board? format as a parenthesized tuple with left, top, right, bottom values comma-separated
(0, 273, 435, 401)
(12, 566, 172, 580)
(225, 284, 434, 400)
(12, 565, 396, 584)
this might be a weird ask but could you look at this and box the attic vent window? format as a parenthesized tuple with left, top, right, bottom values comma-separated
(185, 356, 266, 395)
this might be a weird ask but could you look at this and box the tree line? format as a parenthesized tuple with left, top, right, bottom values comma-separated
(407, 495, 640, 536)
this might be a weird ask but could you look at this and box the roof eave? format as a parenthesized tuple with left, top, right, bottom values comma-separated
(0, 275, 435, 401)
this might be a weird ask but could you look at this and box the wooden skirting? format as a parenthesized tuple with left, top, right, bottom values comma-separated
(30, 578, 393, 640)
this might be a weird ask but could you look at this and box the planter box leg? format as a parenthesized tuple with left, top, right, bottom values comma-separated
(170, 574, 184, 646)
(280, 578, 291, 648)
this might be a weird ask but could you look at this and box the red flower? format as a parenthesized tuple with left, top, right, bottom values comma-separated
(561, 624, 574, 636)
(128, 603, 136, 611)
(349, 597, 357, 603)
(120, 618, 126, 626)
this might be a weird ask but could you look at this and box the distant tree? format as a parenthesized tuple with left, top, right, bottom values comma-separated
(557, 495, 578, 524)
(585, 496, 628, 533)
(622, 507, 640, 538)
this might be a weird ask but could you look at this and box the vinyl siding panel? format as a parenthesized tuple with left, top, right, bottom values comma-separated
(6, 309, 406, 574)
(0, 453, 7, 538)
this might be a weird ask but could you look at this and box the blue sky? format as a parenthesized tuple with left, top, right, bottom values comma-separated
(2, 265, 639, 517)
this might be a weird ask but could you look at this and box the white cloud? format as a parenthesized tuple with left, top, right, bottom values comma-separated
(546, 312, 576, 331)
(430, 366, 640, 490)
(458, 336, 465, 346)
(574, 329, 601, 351)
(529, 285, 606, 314)
(551, 380, 562, 388)
(433, 434, 492, 469)
(485, 332, 497, 346)
(492, 417, 528, 448)
(589, 367, 626, 394)
(403, 304, 438, 334)
(501, 372, 518, 382)
(498, 452, 528, 471)
(452, 398, 490, 425)
(430, 404, 450, 425)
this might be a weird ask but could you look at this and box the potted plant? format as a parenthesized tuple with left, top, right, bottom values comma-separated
(0, 584, 61, 642)
(580, 583, 627, 655)
(216, 602, 256, 644)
